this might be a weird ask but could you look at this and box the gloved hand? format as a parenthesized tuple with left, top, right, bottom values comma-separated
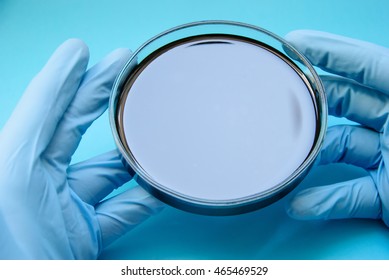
(0, 39, 164, 259)
(285, 30, 389, 227)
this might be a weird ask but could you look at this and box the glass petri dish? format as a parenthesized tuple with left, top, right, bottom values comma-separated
(109, 20, 327, 215)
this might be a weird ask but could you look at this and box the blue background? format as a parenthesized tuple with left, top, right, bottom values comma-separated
(1, 0, 389, 259)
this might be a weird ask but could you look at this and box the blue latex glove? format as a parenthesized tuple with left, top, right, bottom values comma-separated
(0, 39, 164, 259)
(285, 30, 389, 226)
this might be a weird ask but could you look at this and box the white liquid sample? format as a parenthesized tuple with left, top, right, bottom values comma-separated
(121, 36, 317, 201)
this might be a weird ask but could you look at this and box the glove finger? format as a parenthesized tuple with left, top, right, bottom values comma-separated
(67, 149, 132, 205)
(42, 48, 131, 167)
(317, 125, 381, 169)
(285, 30, 389, 94)
(322, 75, 389, 132)
(95, 186, 164, 248)
(287, 176, 381, 220)
(0, 39, 89, 159)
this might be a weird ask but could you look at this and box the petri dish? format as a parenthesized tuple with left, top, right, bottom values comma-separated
(109, 20, 327, 215)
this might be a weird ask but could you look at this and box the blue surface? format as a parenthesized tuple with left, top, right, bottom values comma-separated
(1, 0, 389, 259)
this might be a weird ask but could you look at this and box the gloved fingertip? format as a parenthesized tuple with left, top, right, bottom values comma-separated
(285, 30, 311, 45)
(286, 192, 320, 220)
(55, 38, 90, 63)
(283, 30, 318, 62)
(39, 38, 90, 81)
(111, 47, 132, 57)
(130, 186, 166, 214)
(104, 48, 132, 65)
(63, 38, 88, 49)
(87, 48, 132, 80)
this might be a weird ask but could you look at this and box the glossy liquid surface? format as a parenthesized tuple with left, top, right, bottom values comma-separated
(121, 35, 317, 201)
